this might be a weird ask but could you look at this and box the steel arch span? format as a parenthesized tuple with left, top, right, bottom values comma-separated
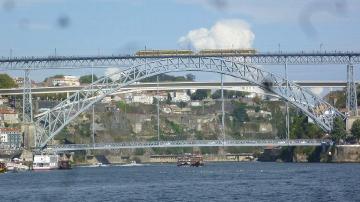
(34, 57, 345, 148)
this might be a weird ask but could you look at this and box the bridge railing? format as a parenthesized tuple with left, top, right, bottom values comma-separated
(46, 139, 333, 151)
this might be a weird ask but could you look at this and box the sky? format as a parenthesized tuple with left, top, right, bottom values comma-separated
(0, 0, 359, 84)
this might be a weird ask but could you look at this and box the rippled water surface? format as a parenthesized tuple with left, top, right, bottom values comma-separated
(1, 162, 360, 201)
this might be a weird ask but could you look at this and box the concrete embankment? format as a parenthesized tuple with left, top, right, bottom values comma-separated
(332, 145, 360, 163)
(257, 145, 360, 163)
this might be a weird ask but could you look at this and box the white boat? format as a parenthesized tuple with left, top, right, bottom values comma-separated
(121, 161, 143, 167)
(33, 154, 59, 170)
(6, 162, 29, 172)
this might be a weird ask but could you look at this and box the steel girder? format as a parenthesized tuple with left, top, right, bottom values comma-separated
(1, 53, 360, 70)
(34, 57, 345, 148)
(46, 139, 332, 152)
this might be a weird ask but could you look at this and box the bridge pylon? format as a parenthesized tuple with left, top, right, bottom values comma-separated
(22, 69, 33, 123)
(22, 123, 36, 149)
(346, 64, 358, 116)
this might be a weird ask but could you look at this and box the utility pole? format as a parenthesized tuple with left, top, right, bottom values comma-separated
(91, 62, 95, 148)
(221, 73, 225, 142)
(157, 75, 160, 142)
(284, 57, 290, 140)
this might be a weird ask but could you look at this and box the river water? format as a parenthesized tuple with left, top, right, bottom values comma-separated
(1, 162, 359, 201)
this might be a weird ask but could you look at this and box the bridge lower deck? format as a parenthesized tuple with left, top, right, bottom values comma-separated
(45, 139, 332, 152)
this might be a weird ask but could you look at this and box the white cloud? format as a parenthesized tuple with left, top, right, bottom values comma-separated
(105, 68, 121, 81)
(178, 19, 255, 51)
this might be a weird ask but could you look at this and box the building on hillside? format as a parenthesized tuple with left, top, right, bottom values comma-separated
(170, 91, 190, 103)
(0, 97, 9, 105)
(125, 92, 167, 104)
(13, 77, 24, 87)
(47, 76, 80, 87)
(259, 123, 273, 133)
(161, 107, 172, 114)
(101, 96, 112, 103)
(133, 94, 154, 104)
(12, 77, 36, 87)
(0, 109, 19, 124)
(0, 128, 22, 149)
(190, 101, 201, 107)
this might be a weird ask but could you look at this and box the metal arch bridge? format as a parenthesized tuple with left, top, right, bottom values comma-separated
(1, 52, 360, 70)
(34, 57, 345, 149)
(0, 51, 357, 123)
(46, 139, 333, 152)
(0, 81, 353, 95)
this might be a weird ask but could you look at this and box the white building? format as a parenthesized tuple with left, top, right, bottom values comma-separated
(13, 77, 24, 87)
(0, 128, 22, 148)
(0, 96, 8, 105)
(190, 101, 201, 107)
(133, 95, 154, 105)
(170, 91, 190, 103)
(48, 76, 80, 87)
(101, 96, 112, 103)
(0, 109, 19, 124)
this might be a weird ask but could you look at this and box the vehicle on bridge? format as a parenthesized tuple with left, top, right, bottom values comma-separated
(135, 49, 193, 56)
(198, 49, 257, 55)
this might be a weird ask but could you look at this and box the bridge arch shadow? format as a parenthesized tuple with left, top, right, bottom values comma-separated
(35, 57, 344, 149)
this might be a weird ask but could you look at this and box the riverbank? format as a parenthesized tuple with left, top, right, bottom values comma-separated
(68, 145, 360, 165)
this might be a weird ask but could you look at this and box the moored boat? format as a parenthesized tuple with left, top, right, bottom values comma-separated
(33, 154, 59, 170)
(0, 162, 7, 173)
(58, 160, 71, 169)
(121, 160, 143, 167)
(177, 154, 204, 167)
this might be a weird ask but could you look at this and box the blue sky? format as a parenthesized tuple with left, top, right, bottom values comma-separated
(0, 0, 359, 82)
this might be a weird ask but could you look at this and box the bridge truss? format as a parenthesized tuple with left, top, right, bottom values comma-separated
(33, 57, 345, 149)
(0, 52, 358, 123)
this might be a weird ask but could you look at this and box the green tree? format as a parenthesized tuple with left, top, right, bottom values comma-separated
(177, 101, 187, 108)
(186, 73, 195, 81)
(142, 73, 187, 82)
(233, 103, 249, 123)
(191, 89, 209, 100)
(79, 74, 98, 84)
(117, 100, 127, 112)
(331, 117, 346, 143)
(350, 119, 360, 140)
(290, 115, 323, 139)
(0, 74, 17, 88)
(166, 92, 172, 104)
(211, 90, 247, 99)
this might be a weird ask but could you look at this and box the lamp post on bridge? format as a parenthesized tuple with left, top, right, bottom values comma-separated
(284, 57, 290, 140)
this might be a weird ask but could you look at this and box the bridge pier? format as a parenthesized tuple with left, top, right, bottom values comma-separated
(22, 69, 33, 123)
(346, 64, 358, 116)
(21, 123, 36, 149)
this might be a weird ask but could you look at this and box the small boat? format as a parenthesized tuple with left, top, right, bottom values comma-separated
(87, 162, 110, 167)
(58, 160, 71, 169)
(121, 161, 143, 167)
(6, 162, 29, 172)
(177, 154, 204, 167)
(0, 162, 7, 173)
(6, 158, 30, 172)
